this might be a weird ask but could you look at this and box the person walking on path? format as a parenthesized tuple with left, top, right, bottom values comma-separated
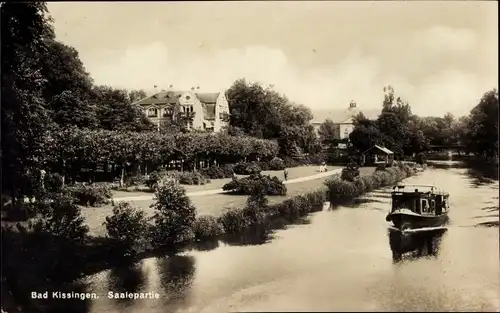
(283, 168, 289, 181)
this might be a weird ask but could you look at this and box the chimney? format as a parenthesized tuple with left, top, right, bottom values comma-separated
(169, 84, 173, 88)
(191, 87, 195, 91)
(196, 86, 200, 90)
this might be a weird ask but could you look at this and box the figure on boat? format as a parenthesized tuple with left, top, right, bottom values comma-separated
(386, 184, 450, 231)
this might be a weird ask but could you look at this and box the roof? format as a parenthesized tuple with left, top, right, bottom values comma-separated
(374, 145, 394, 155)
(362, 145, 394, 155)
(311, 107, 380, 124)
(134, 90, 184, 106)
(133, 90, 220, 106)
(195, 93, 220, 104)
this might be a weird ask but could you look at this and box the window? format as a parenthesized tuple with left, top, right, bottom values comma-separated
(148, 108, 158, 117)
(163, 108, 173, 117)
(188, 121, 193, 129)
(421, 199, 429, 213)
(186, 96, 191, 100)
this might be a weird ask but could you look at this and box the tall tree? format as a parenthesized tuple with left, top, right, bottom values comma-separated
(464, 89, 499, 158)
(129, 89, 148, 103)
(92, 85, 155, 132)
(39, 39, 98, 128)
(1, 2, 56, 207)
(226, 79, 316, 156)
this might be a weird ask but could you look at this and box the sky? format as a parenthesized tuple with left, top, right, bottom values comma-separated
(48, 1, 498, 117)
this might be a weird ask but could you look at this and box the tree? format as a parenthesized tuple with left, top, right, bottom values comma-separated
(377, 112, 407, 154)
(349, 124, 383, 153)
(464, 89, 499, 158)
(38, 39, 98, 128)
(40, 40, 94, 102)
(1, 2, 56, 210)
(150, 181, 197, 247)
(92, 85, 155, 132)
(50, 90, 98, 128)
(226, 79, 315, 156)
(382, 85, 413, 124)
(318, 119, 338, 147)
(128, 89, 148, 103)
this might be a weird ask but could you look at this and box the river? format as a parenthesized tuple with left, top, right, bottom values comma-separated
(71, 161, 499, 312)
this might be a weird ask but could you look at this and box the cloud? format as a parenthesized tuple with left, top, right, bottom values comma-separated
(412, 25, 477, 54)
(82, 27, 495, 117)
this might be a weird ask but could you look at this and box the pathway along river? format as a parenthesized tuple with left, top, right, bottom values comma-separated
(73, 161, 499, 312)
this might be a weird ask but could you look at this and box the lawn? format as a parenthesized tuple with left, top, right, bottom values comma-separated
(111, 165, 342, 199)
(82, 166, 376, 237)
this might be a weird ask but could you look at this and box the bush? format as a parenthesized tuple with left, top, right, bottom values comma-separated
(375, 164, 387, 171)
(124, 174, 146, 187)
(222, 174, 287, 196)
(201, 164, 235, 179)
(341, 161, 360, 182)
(304, 153, 326, 165)
(103, 202, 149, 256)
(35, 193, 89, 243)
(257, 161, 272, 171)
(268, 157, 286, 170)
(218, 208, 249, 234)
(233, 162, 262, 175)
(175, 171, 210, 185)
(150, 181, 196, 247)
(193, 215, 224, 239)
(44, 172, 64, 194)
(66, 184, 112, 207)
(144, 168, 168, 190)
(282, 156, 302, 168)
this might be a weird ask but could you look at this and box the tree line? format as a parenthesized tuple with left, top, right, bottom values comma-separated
(1, 2, 497, 208)
(317, 85, 498, 160)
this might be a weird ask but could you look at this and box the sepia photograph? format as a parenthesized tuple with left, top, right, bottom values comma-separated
(1, 1, 498, 312)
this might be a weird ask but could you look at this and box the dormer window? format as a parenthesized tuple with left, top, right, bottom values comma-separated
(349, 100, 357, 108)
(148, 108, 158, 117)
(186, 96, 191, 100)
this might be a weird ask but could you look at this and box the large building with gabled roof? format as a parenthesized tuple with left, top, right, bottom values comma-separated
(133, 86, 230, 132)
(311, 101, 380, 140)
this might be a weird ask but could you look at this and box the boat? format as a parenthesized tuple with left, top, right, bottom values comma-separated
(385, 184, 450, 231)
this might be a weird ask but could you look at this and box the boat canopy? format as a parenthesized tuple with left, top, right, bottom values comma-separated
(392, 184, 449, 197)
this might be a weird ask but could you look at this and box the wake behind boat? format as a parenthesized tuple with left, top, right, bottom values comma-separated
(386, 184, 450, 231)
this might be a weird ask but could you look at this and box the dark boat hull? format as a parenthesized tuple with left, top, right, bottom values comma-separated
(386, 212, 449, 230)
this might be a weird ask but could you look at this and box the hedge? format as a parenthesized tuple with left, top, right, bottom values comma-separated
(46, 128, 279, 171)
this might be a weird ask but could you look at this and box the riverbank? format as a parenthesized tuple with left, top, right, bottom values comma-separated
(91, 163, 423, 272)
(82, 167, 376, 236)
(1, 162, 423, 313)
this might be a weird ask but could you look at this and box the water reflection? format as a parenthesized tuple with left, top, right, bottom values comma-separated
(44, 282, 92, 313)
(107, 262, 147, 305)
(156, 255, 196, 309)
(388, 228, 447, 263)
(191, 239, 220, 252)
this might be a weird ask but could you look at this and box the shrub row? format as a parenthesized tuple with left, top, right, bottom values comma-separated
(212, 163, 421, 237)
(326, 163, 419, 204)
(222, 174, 287, 195)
